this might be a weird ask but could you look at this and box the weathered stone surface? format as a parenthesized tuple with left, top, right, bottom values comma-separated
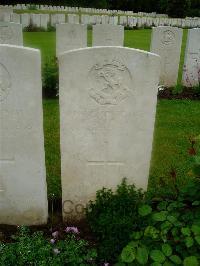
(59, 47, 160, 220)
(92, 24, 124, 46)
(0, 22, 23, 46)
(182, 28, 200, 87)
(0, 45, 48, 225)
(151, 26, 183, 87)
(56, 23, 87, 56)
(0, 7, 13, 22)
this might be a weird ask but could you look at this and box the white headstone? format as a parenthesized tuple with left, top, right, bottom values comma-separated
(21, 13, 30, 28)
(0, 7, 13, 22)
(92, 24, 124, 46)
(40, 14, 49, 29)
(0, 23, 23, 46)
(59, 46, 160, 220)
(151, 26, 183, 87)
(182, 28, 200, 87)
(56, 23, 87, 56)
(0, 45, 48, 225)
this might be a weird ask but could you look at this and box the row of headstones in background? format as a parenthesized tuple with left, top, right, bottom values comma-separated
(0, 8, 199, 29)
(56, 24, 200, 88)
(56, 24, 124, 56)
(0, 20, 199, 88)
(0, 44, 160, 224)
(2, 4, 168, 18)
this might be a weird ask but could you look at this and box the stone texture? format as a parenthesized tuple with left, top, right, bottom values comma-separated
(56, 23, 87, 56)
(0, 22, 23, 46)
(59, 46, 160, 220)
(0, 8, 13, 22)
(92, 24, 124, 46)
(182, 28, 200, 87)
(150, 26, 183, 87)
(0, 45, 48, 225)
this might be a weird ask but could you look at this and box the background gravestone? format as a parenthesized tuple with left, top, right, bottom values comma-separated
(0, 22, 23, 46)
(151, 26, 183, 87)
(0, 45, 48, 225)
(56, 23, 87, 56)
(0, 7, 13, 22)
(92, 24, 124, 46)
(59, 46, 160, 220)
(182, 28, 200, 87)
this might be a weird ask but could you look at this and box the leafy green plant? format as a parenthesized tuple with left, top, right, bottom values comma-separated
(0, 226, 97, 266)
(117, 137, 200, 265)
(42, 57, 58, 98)
(86, 179, 144, 263)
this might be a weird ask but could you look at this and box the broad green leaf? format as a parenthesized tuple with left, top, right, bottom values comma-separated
(144, 226, 159, 239)
(162, 244, 172, 257)
(157, 201, 168, 210)
(131, 231, 143, 240)
(194, 155, 200, 164)
(181, 227, 191, 236)
(185, 236, 194, 248)
(167, 215, 177, 224)
(138, 205, 152, 216)
(191, 225, 200, 235)
(150, 250, 166, 263)
(183, 256, 199, 266)
(163, 262, 174, 266)
(136, 246, 148, 265)
(195, 235, 200, 245)
(151, 263, 162, 266)
(169, 255, 182, 264)
(152, 211, 167, 222)
(192, 201, 200, 206)
(121, 245, 136, 263)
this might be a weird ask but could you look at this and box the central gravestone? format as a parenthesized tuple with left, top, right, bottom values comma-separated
(0, 22, 23, 45)
(0, 45, 48, 225)
(59, 47, 160, 220)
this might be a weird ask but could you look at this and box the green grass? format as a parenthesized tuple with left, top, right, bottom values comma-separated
(43, 99, 200, 198)
(23, 29, 197, 198)
(149, 100, 200, 190)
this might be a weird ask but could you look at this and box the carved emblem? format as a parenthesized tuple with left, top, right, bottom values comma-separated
(0, 26, 13, 43)
(88, 59, 132, 105)
(161, 30, 175, 45)
(0, 63, 11, 102)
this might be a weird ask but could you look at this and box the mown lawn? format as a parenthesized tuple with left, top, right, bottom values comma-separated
(24, 30, 199, 199)
(43, 98, 200, 198)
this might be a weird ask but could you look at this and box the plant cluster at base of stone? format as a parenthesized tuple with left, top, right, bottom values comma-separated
(0, 226, 97, 266)
(86, 179, 144, 263)
(42, 57, 59, 98)
(116, 136, 200, 265)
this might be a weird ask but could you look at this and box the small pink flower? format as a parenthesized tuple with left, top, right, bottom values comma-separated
(65, 226, 79, 234)
(53, 248, 60, 255)
(52, 231, 59, 238)
(104, 263, 109, 266)
(50, 238, 55, 244)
